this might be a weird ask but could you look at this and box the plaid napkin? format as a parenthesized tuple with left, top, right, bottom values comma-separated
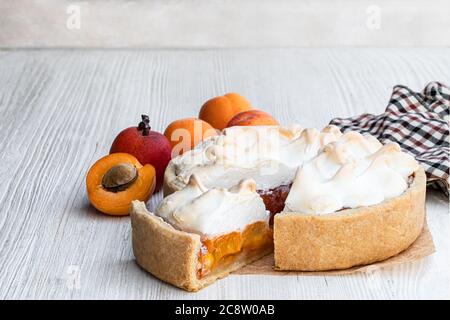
(330, 82, 450, 196)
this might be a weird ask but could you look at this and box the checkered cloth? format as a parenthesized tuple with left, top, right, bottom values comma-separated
(330, 82, 450, 196)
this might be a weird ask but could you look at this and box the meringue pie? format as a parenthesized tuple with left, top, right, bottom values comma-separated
(131, 177, 273, 291)
(132, 124, 426, 290)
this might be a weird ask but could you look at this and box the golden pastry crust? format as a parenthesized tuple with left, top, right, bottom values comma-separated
(274, 167, 427, 271)
(130, 201, 272, 291)
(163, 161, 181, 197)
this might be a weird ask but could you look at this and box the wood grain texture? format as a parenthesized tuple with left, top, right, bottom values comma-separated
(0, 49, 448, 299)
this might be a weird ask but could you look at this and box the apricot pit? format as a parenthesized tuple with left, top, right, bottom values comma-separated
(101, 163, 138, 192)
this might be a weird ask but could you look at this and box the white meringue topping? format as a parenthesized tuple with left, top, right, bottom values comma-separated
(155, 175, 269, 236)
(170, 124, 343, 191)
(284, 131, 420, 215)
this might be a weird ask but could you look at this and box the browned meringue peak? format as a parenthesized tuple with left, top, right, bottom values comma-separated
(320, 130, 382, 164)
(170, 124, 343, 191)
(284, 135, 420, 215)
(155, 175, 269, 236)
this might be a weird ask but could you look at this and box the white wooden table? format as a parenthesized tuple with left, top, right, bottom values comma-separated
(0, 48, 449, 300)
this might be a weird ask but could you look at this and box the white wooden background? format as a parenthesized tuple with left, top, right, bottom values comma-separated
(0, 49, 449, 299)
(2, 0, 450, 48)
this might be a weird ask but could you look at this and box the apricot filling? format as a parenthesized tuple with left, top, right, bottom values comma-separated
(195, 183, 290, 277)
(197, 221, 273, 278)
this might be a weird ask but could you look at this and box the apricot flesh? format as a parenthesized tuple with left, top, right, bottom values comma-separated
(197, 221, 273, 278)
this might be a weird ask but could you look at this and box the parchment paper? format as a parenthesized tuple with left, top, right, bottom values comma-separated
(235, 219, 435, 276)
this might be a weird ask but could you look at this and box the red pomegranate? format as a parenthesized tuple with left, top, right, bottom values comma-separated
(110, 115, 172, 192)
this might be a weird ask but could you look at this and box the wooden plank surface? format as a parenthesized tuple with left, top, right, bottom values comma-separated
(0, 49, 448, 299)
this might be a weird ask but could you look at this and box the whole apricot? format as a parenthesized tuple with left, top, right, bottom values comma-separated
(164, 118, 217, 156)
(199, 93, 252, 130)
(110, 115, 171, 191)
(227, 110, 279, 127)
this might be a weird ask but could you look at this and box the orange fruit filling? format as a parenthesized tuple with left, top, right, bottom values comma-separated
(197, 221, 273, 278)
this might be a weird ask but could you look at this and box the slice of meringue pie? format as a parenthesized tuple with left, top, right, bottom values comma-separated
(130, 176, 273, 291)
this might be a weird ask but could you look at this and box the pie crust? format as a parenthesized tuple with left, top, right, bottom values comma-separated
(163, 161, 186, 197)
(155, 136, 427, 282)
(130, 201, 273, 291)
(274, 167, 427, 271)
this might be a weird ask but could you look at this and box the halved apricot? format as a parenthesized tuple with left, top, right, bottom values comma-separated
(86, 153, 156, 216)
